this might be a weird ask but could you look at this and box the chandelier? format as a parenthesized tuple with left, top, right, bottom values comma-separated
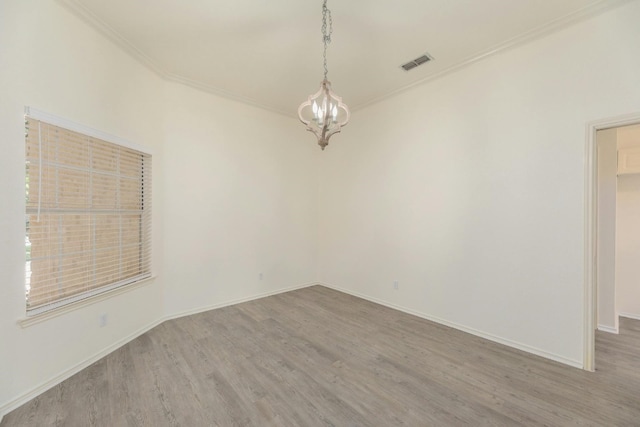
(298, 0, 350, 150)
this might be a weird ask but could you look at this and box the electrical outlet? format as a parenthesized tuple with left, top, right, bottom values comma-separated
(393, 280, 399, 290)
(259, 272, 263, 280)
(99, 313, 108, 327)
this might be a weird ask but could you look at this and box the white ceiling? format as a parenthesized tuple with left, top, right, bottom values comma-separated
(58, 0, 627, 116)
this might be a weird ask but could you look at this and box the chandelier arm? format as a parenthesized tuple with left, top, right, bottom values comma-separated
(298, 0, 348, 151)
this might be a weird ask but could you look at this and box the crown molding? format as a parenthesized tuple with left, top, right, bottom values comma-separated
(56, 0, 632, 116)
(54, 0, 294, 118)
(352, 0, 635, 111)
(164, 72, 294, 118)
(55, 0, 168, 78)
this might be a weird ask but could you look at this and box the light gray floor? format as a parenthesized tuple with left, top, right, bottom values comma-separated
(2, 285, 639, 426)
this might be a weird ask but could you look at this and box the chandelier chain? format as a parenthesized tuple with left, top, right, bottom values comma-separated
(297, 0, 349, 150)
(322, 0, 333, 80)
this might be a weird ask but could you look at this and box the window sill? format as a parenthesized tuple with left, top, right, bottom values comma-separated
(17, 276, 157, 328)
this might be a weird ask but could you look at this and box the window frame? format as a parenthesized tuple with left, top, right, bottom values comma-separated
(23, 107, 153, 317)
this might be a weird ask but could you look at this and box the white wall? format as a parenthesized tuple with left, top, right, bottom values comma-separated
(0, 0, 319, 416)
(616, 125, 640, 319)
(2, 0, 640, 416)
(0, 0, 166, 413)
(597, 128, 618, 332)
(318, 1, 640, 367)
(162, 82, 318, 316)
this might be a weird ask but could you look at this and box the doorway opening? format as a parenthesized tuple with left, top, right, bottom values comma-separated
(584, 113, 640, 371)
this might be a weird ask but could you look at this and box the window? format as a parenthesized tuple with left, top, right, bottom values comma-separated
(24, 108, 152, 316)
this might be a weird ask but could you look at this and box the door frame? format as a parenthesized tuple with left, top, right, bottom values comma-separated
(584, 112, 640, 371)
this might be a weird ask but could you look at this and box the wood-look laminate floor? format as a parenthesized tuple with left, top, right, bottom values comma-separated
(3, 285, 640, 426)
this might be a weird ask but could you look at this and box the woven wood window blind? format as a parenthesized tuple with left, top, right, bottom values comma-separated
(25, 114, 152, 316)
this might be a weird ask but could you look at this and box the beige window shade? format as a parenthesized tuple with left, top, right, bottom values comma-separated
(25, 115, 152, 316)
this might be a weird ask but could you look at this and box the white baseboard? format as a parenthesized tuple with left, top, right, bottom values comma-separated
(164, 282, 319, 321)
(4, 279, 593, 419)
(597, 324, 619, 334)
(319, 282, 583, 369)
(0, 281, 319, 420)
(618, 312, 640, 321)
(0, 317, 164, 419)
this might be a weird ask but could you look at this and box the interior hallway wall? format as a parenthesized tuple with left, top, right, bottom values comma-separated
(616, 124, 640, 319)
(597, 128, 618, 333)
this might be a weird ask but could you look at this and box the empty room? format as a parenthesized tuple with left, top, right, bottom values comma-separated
(1, 0, 640, 425)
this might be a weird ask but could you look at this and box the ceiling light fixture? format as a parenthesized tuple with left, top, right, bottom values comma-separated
(298, 0, 350, 150)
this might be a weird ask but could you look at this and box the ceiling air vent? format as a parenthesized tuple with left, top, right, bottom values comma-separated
(401, 53, 433, 71)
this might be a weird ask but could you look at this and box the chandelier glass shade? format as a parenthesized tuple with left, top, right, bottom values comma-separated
(298, 79, 350, 150)
(298, 0, 349, 150)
